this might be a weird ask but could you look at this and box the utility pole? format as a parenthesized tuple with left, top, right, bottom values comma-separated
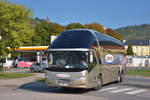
(0, 35, 4, 73)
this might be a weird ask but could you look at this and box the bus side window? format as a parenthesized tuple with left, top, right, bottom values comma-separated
(93, 56, 97, 64)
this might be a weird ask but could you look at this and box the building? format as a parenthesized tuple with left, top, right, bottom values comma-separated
(9, 46, 48, 68)
(124, 40, 150, 56)
(126, 56, 150, 67)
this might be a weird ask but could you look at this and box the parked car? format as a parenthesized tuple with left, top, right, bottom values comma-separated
(30, 62, 48, 72)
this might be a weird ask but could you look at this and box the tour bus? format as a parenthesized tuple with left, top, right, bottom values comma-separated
(45, 29, 125, 90)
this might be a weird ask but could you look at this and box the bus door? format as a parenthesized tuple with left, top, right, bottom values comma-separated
(88, 51, 99, 86)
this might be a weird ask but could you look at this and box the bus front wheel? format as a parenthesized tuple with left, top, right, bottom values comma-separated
(94, 74, 103, 90)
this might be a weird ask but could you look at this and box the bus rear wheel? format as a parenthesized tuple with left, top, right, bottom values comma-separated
(116, 72, 122, 83)
(94, 74, 103, 90)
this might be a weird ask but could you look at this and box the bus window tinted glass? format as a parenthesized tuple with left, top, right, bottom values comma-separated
(50, 30, 95, 48)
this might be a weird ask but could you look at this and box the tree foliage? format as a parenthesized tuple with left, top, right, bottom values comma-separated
(31, 18, 123, 45)
(32, 21, 53, 46)
(52, 23, 65, 36)
(0, 1, 123, 49)
(0, 0, 33, 56)
(126, 44, 134, 55)
(84, 22, 104, 33)
(104, 28, 122, 41)
(0, 42, 9, 56)
(66, 23, 84, 29)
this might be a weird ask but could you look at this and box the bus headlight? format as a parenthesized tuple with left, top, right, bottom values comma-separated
(82, 70, 88, 76)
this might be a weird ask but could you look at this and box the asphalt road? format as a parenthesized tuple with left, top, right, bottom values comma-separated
(0, 73, 150, 100)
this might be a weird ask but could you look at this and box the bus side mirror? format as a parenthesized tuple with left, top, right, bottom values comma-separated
(47, 53, 53, 64)
(90, 52, 93, 63)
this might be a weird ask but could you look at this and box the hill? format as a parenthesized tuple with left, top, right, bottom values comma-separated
(115, 24, 150, 40)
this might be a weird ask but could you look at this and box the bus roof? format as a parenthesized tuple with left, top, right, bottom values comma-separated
(49, 29, 96, 49)
(48, 29, 124, 49)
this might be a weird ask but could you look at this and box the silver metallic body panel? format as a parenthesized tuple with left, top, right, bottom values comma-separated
(45, 70, 95, 89)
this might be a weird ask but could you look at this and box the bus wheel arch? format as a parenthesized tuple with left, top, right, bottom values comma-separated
(94, 73, 103, 90)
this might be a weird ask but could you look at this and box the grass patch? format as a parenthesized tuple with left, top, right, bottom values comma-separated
(0, 73, 34, 79)
(126, 70, 150, 77)
(36, 78, 45, 82)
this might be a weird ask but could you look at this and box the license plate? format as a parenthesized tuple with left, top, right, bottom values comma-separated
(57, 79, 71, 86)
(59, 83, 69, 86)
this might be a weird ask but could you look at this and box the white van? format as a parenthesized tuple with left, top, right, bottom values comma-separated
(0, 58, 14, 68)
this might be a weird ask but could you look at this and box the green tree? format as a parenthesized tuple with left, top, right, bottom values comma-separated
(84, 23, 104, 33)
(104, 28, 123, 41)
(52, 23, 65, 36)
(31, 35, 42, 46)
(0, 1, 33, 48)
(126, 44, 134, 55)
(66, 23, 84, 29)
(33, 21, 53, 46)
(0, 1, 33, 71)
(0, 42, 9, 71)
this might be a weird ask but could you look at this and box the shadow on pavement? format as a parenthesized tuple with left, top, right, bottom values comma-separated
(18, 81, 91, 94)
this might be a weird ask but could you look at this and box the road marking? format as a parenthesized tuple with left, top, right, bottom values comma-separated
(99, 87, 119, 92)
(109, 88, 133, 93)
(126, 89, 147, 95)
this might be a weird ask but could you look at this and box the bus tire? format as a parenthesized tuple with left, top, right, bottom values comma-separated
(116, 72, 122, 83)
(94, 74, 103, 90)
(121, 71, 124, 82)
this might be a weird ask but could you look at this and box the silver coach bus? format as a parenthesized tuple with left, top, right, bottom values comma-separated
(45, 29, 125, 90)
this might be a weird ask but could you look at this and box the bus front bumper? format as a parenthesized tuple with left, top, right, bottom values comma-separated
(45, 76, 90, 89)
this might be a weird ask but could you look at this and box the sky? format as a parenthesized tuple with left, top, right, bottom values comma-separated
(8, 0, 150, 29)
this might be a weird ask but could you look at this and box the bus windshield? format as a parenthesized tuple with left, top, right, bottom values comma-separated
(47, 51, 89, 69)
